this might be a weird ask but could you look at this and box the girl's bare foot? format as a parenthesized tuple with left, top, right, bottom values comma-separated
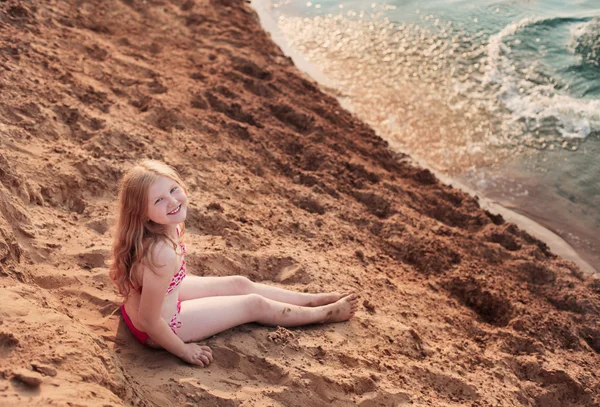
(306, 292, 352, 307)
(322, 294, 359, 323)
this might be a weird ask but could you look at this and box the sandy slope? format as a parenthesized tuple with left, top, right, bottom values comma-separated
(1, 1, 599, 406)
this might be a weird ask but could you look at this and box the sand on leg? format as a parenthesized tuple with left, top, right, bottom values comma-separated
(175, 293, 359, 343)
(178, 275, 348, 306)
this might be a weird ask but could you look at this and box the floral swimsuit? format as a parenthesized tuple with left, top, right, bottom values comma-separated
(121, 229, 187, 344)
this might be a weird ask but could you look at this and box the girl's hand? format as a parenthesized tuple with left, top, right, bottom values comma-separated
(181, 343, 213, 367)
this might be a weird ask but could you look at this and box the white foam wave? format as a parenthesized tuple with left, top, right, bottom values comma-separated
(501, 83, 600, 138)
(483, 16, 600, 138)
(483, 17, 546, 85)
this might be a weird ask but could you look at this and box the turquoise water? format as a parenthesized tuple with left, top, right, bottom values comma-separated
(254, 0, 600, 272)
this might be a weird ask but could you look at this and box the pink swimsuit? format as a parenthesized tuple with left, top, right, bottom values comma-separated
(121, 231, 186, 345)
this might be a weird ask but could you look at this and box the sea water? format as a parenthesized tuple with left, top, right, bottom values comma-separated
(253, 0, 600, 272)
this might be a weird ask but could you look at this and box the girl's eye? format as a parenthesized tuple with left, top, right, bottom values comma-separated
(155, 198, 162, 204)
(170, 187, 177, 193)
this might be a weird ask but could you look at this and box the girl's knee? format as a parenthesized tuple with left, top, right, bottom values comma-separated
(231, 275, 253, 293)
(244, 293, 269, 316)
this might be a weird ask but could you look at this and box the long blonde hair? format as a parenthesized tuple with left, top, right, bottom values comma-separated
(109, 160, 188, 298)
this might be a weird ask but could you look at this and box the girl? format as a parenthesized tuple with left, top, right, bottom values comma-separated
(109, 160, 358, 367)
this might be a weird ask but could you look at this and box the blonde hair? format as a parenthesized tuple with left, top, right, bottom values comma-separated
(109, 160, 188, 298)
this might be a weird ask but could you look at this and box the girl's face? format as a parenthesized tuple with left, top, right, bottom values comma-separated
(146, 176, 188, 226)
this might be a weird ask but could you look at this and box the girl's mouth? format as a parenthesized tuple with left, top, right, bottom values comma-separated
(168, 204, 182, 215)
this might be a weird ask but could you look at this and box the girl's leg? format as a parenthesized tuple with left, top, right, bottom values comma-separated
(175, 293, 359, 343)
(179, 275, 347, 306)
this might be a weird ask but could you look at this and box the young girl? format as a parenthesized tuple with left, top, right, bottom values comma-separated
(109, 160, 358, 367)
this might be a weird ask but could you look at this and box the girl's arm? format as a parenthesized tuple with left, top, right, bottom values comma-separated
(137, 241, 211, 366)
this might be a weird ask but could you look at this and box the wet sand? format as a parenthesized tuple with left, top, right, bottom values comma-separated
(1, 1, 600, 406)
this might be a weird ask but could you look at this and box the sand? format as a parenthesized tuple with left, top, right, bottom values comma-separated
(1, 1, 599, 406)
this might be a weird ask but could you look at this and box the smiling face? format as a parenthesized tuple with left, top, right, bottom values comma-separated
(146, 176, 188, 226)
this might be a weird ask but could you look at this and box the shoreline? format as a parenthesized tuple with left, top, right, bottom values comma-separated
(445, 175, 598, 275)
(251, 0, 598, 276)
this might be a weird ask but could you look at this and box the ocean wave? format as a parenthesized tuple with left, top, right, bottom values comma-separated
(483, 16, 598, 139)
(571, 17, 600, 66)
(501, 83, 600, 138)
(483, 16, 586, 85)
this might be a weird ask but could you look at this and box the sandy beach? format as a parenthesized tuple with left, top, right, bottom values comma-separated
(1, 1, 599, 406)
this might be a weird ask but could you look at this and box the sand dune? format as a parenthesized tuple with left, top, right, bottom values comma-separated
(1, 0, 599, 406)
